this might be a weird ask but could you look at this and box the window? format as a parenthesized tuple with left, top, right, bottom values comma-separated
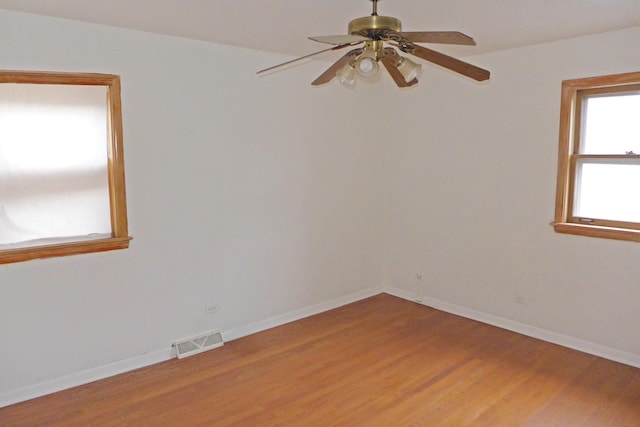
(0, 71, 130, 263)
(554, 71, 640, 242)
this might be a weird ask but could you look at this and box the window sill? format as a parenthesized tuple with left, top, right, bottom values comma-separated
(0, 236, 132, 264)
(552, 222, 640, 243)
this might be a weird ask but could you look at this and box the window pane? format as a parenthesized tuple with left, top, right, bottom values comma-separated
(0, 84, 111, 246)
(582, 93, 640, 154)
(574, 161, 640, 222)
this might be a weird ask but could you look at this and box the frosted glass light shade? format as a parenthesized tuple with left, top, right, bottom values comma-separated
(397, 57, 422, 83)
(336, 63, 357, 85)
(355, 50, 379, 78)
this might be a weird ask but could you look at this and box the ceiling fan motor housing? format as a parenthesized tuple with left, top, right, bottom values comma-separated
(348, 15, 401, 39)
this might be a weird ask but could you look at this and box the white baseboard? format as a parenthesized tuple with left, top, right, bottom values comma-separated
(222, 286, 383, 342)
(0, 348, 173, 409)
(383, 285, 640, 369)
(0, 285, 383, 409)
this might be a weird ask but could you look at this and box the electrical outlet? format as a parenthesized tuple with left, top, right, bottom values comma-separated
(205, 304, 218, 315)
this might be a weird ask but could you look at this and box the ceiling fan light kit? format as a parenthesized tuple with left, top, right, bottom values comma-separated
(396, 57, 422, 82)
(257, 0, 490, 88)
(337, 62, 357, 85)
(354, 44, 379, 78)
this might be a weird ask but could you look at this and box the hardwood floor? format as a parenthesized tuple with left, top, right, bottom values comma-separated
(1, 294, 639, 426)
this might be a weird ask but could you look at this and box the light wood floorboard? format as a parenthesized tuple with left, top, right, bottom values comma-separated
(1, 294, 639, 426)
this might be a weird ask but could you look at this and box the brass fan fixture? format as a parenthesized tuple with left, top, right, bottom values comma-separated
(257, 0, 490, 87)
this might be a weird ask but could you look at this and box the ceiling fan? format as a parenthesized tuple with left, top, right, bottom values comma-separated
(257, 0, 490, 87)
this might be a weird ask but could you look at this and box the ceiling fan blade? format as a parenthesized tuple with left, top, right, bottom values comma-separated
(399, 31, 476, 46)
(311, 50, 360, 86)
(381, 57, 418, 88)
(309, 35, 370, 45)
(398, 42, 490, 81)
(256, 43, 361, 75)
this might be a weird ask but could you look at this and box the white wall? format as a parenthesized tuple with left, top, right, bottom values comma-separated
(1, 7, 640, 405)
(384, 26, 640, 359)
(0, 10, 387, 399)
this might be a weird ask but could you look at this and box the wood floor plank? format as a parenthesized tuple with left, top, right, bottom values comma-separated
(1, 294, 639, 426)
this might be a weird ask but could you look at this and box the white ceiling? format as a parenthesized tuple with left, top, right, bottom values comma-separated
(1, 0, 639, 59)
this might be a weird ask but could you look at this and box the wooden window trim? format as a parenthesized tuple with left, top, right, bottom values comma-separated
(0, 71, 131, 264)
(553, 71, 640, 242)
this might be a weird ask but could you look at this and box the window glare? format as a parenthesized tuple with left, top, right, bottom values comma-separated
(582, 94, 640, 154)
(0, 84, 107, 170)
(574, 162, 640, 223)
(0, 83, 111, 246)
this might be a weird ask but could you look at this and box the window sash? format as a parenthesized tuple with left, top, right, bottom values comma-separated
(576, 84, 640, 156)
(568, 156, 640, 229)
